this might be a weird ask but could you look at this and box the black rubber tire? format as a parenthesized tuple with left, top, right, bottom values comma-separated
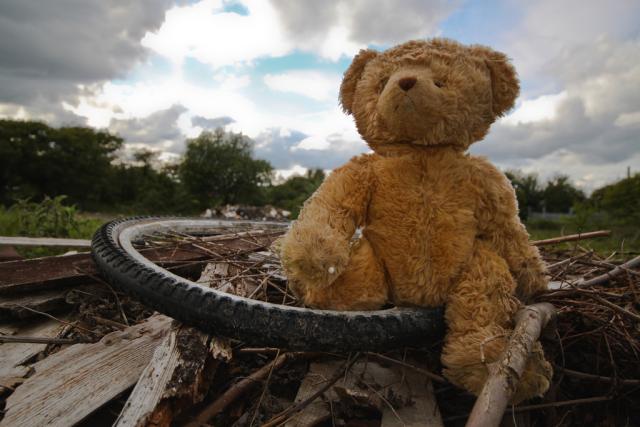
(91, 217, 444, 351)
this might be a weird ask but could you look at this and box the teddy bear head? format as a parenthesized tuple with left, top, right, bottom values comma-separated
(339, 38, 519, 152)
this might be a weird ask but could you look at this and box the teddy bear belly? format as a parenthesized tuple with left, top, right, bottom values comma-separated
(363, 206, 477, 307)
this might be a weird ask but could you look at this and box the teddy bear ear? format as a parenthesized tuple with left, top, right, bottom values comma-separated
(339, 49, 378, 115)
(477, 48, 520, 117)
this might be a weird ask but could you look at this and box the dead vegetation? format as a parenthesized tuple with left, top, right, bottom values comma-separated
(0, 227, 638, 426)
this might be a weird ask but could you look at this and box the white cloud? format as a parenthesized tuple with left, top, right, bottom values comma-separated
(0, 0, 172, 124)
(142, 0, 460, 67)
(498, 149, 640, 193)
(615, 111, 640, 127)
(293, 136, 331, 151)
(0, 103, 29, 120)
(470, 1, 640, 191)
(508, 0, 640, 81)
(271, 0, 459, 47)
(141, 0, 292, 67)
(264, 71, 341, 101)
(501, 92, 568, 126)
(276, 165, 308, 180)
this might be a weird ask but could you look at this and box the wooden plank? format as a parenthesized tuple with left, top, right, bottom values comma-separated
(285, 359, 443, 427)
(0, 284, 101, 320)
(284, 360, 387, 427)
(0, 314, 172, 427)
(0, 232, 282, 295)
(0, 246, 21, 262)
(379, 363, 443, 427)
(0, 318, 68, 385)
(114, 324, 216, 427)
(283, 361, 341, 427)
(0, 236, 91, 248)
(114, 262, 234, 427)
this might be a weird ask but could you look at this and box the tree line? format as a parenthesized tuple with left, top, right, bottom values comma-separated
(0, 119, 323, 216)
(0, 119, 636, 224)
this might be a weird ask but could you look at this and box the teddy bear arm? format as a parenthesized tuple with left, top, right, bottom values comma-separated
(474, 162, 548, 298)
(489, 213, 548, 298)
(279, 156, 373, 291)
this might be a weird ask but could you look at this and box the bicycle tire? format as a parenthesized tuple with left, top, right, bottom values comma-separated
(91, 217, 444, 351)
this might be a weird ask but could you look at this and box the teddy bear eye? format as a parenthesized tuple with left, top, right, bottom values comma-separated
(434, 80, 445, 88)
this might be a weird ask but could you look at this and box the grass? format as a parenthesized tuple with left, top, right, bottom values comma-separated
(0, 197, 106, 258)
(525, 216, 640, 256)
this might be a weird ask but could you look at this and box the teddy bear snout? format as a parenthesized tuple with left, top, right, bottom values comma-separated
(398, 76, 417, 91)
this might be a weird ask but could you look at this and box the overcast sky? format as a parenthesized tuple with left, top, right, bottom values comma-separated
(1, 0, 638, 190)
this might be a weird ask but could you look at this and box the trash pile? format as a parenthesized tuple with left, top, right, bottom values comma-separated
(0, 228, 638, 426)
(202, 205, 292, 222)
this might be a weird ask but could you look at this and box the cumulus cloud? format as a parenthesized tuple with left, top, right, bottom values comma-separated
(270, 0, 459, 47)
(507, 0, 640, 82)
(469, 1, 640, 191)
(253, 128, 368, 170)
(143, 0, 460, 66)
(191, 115, 235, 129)
(264, 71, 341, 101)
(477, 39, 640, 172)
(0, 0, 172, 122)
(142, 0, 292, 67)
(109, 104, 188, 153)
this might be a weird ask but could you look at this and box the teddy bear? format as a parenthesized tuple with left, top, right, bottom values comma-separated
(278, 38, 552, 402)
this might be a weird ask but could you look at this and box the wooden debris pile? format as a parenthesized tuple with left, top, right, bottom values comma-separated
(0, 229, 638, 426)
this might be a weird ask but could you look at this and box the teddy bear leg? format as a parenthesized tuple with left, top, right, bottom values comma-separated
(441, 242, 552, 403)
(300, 237, 389, 311)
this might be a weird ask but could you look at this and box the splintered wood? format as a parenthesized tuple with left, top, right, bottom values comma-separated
(114, 324, 216, 427)
(0, 318, 68, 390)
(0, 315, 172, 427)
(284, 359, 443, 427)
(115, 261, 234, 427)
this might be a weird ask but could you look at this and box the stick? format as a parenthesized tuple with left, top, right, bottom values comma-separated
(364, 352, 447, 384)
(577, 255, 640, 287)
(466, 303, 556, 427)
(554, 365, 640, 386)
(532, 230, 611, 246)
(0, 335, 85, 344)
(12, 304, 96, 335)
(575, 289, 640, 323)
(446, 395, 612, 422)
(185, 352, 294, 426)
(92, 315, 128, 330)
(262, 353, 361, 427)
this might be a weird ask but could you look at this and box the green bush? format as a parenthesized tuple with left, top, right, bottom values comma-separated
(0, 196, 104, 257)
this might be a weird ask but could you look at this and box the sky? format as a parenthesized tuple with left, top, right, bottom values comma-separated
(0, 0, 639, 191)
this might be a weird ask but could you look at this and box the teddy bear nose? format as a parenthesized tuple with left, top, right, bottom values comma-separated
(398, 77, 417, 91)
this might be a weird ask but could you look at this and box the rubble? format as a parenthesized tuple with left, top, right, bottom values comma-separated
(202, 204, 291, 221)
(0, 228, 638, 426)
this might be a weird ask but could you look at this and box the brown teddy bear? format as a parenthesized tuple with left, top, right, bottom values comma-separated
(278, 38, 552, 402)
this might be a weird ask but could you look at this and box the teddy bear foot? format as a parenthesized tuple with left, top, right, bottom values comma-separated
(510, 342, 553, 404)
(442, 339, 552, 404)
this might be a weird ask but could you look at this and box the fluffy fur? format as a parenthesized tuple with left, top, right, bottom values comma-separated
(278, 39, 552, 402)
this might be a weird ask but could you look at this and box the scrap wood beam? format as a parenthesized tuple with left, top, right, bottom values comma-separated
(114, 323, 225, 427)
(0, 236, 91, 248)
(0, 314, 173, 427)
(0, 232, 282, 294)
(466, 303, 556, 427)
(114, 262, 237, 427)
